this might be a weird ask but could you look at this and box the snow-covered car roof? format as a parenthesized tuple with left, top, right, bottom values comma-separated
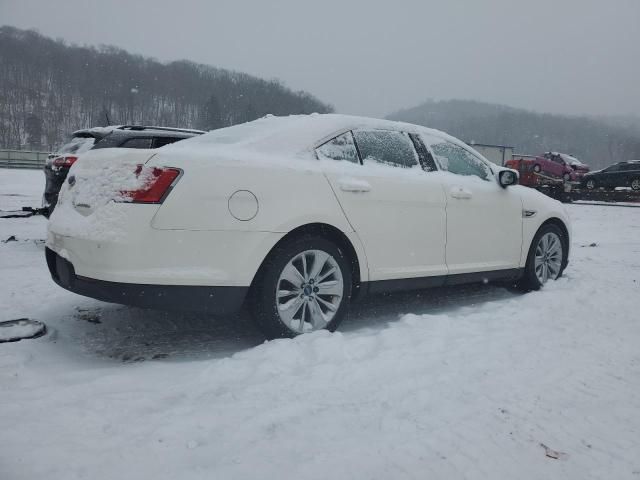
(71, 125, 205, 138)
(548, 151, 585, 166)
(71, 126, 121, 137)
(164, 114, 459, 156)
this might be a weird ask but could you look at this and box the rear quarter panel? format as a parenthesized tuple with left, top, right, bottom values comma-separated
(148, 153, 371, 283)
(149, 153, 354, 234)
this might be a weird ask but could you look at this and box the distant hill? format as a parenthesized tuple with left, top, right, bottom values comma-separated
(0, 26, 333, 150)
(388, 99, 640, 169)
(593, 114, 640, 138)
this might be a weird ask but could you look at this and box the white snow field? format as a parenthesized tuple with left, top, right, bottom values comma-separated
(1, 168, 639, 480)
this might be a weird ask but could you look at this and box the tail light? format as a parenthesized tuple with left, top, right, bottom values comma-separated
(53, 155, 78, 167)
(120, 165, 181, 204)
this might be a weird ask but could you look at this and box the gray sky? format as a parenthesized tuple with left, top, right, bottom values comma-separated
(1, 0, 639, 118)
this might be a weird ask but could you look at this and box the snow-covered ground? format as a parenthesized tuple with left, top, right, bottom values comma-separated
(1, 168, 639, 480)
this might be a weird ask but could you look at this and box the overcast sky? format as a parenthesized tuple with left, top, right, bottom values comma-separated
(1, 0, 639, 118)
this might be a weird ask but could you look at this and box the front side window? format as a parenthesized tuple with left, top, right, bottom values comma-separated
(315, 131, 360, 164)
(353, 130, 419, 168)
(424, 136, 491, 180)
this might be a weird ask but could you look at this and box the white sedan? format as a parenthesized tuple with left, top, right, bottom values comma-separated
(46, 114, 570, 339)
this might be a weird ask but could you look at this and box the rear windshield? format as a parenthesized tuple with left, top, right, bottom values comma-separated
(58, 136, 96, 154)
(92, 133, 192, 149)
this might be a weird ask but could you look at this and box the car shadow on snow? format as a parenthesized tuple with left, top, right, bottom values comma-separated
(343, 283, 517, 332)
(67, 283, 518, 363)
(69, 305, 265, 363)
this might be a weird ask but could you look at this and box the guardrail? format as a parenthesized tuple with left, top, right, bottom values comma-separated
(0, 149, 50, 169)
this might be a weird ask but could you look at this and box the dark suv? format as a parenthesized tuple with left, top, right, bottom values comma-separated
(582, 161, 640, 191)
(43, 125, 204, 215)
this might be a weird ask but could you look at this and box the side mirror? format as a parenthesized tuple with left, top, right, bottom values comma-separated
(498, 169, 518, 188)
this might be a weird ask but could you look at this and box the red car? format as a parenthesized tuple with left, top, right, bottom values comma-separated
(506, 152, 589, 182)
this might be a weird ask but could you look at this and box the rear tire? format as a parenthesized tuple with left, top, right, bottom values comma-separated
(631, 178, 640, 191)
(585, 179, 596, 190)
(515, 223, 568, 292)
(249, 235, 352, 339)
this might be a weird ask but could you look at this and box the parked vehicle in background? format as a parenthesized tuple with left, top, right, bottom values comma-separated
(506, 152, 589, 183)
(43, 126, 204, 216)
(46, 114, 571, 340)
(582, 161, 640, 191)
(550, 152, 590, 177)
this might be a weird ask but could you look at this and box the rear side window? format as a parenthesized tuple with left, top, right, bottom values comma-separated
(153, 136, 187, 148)
(120, 137, 153, 149)
(315, 132, 360, 164)
(424, 136, 491, 180)
(353, 130, 419, 168)
(92, 134, 122, 149)
(621, 164, 639, 171)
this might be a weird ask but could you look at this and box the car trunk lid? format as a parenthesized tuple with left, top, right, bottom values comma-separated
(58, 148, 158, 216)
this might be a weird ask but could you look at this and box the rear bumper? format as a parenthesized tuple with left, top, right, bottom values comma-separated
(46, 247, 248, 315)
(47, 202, 284, 286)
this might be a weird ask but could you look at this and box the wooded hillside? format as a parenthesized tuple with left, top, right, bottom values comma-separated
(388, 99, 640, 169)
(0, 26, 332, 150)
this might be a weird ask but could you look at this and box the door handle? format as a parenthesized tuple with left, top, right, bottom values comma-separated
(450, 186, 472, 199)
(338, 178, 371, 193)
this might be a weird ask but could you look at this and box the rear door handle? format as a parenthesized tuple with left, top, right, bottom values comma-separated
(338, 178, 371, 193)
(450, 186, 472, 199)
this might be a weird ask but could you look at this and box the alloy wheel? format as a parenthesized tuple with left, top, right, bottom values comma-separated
(632, 179, 640, 191)
(534, 232, 563, 284)
(275, 250, 344, 333)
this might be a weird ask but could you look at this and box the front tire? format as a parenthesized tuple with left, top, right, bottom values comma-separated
(585, 178, 596, 190)
(249, 235, 352, 339)
(516, 224, 567, 291)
